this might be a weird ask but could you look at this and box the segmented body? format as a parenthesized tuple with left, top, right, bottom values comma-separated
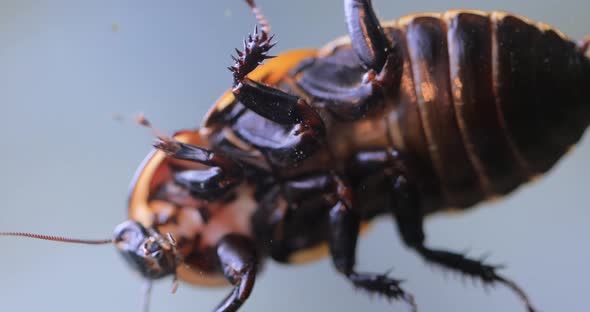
(129, 10, 590, 285)
(207, 10, 590, 212)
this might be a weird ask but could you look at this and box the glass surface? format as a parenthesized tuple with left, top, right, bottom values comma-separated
(0, 1, 588, 311)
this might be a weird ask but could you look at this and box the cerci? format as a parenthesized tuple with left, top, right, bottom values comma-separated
(3, 1, 590, 312)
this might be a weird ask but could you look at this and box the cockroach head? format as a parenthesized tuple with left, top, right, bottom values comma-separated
(113, 220, 180, 280)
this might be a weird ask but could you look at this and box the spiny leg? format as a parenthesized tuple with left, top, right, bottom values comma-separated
(154, 137, 243, 199)
(325, 174, 417, 311)
(215, 234, 258, 312)
(349, 148, 536, 311)
(229, 1, 325, 166)
(390, 172, 537, 312)
(231, 0, 319, 129)
(253, 172, 416, 309)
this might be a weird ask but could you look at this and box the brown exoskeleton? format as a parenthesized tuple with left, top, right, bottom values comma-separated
(3, 0, 590, 311)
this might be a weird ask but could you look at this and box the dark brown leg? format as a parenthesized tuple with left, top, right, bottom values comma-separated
(252, 172, 416, 309)
(215, 234, 258, 312)
(292, 0, 403, 120)
(254, 174, 352, 262)
(230, 0, 322, 130)
(326, 175, 417, 311)
(293, 59, 383, 120)
(349, 149, 536, 311)
(232, 81, 325, 166)
(345, 0, 389, 71)
(390, 173, 537, 312)
(226, 5, 325, 166)
(154, 139, 243, 199)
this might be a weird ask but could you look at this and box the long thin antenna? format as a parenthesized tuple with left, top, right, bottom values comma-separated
(113, 112, 178, 150)
(135, 113, 172, 142)
(0, 232, 112, 245)
(134, 114, 182, 156)
(244, 0, 271, 34)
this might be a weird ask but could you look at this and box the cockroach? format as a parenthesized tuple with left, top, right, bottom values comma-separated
(2, 0, 589, 311)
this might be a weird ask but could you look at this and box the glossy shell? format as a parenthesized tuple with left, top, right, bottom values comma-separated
(204, 10, 590, 214)
(128, 8, 590, 287)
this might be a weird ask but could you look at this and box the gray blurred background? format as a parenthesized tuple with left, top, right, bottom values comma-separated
(0, 1, 589, 311)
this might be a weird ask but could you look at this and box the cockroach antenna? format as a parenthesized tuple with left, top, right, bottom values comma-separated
(229, 0, 277, 88)
(1, 228, 183, 312)
(110, 112, 182, 155)
(0, 232, 112, 245)
(134, 113, 182, 156)
(243, 0, 271, 34)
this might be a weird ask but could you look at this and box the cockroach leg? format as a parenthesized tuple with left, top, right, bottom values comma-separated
(344, 0, 389, 71)
(230, 48, 325, 165)
(154, 140, 243, 199)
(230, 100, 324, 165)
(231, 80, 325, 166)
(295, 67, 383, 120)
(252, 174, 343, 262)
(214, 234, 258, 312)
(227, 2, 325, 166)
(264, 171, 417, 308)
(326, 174, 417, 311)
(229, 25, 275, 89)
(291, 0, 404, 120)
(390, 174, 537, 312)
(255, 171, 416, 310)
(233, 77, 325, 131)
(349, 148, 537, 311)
